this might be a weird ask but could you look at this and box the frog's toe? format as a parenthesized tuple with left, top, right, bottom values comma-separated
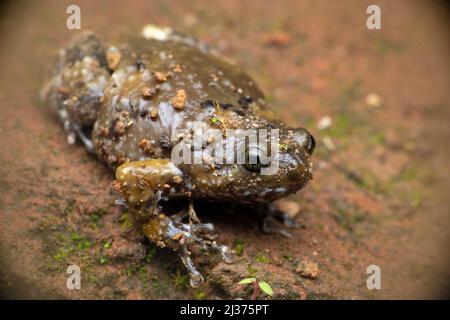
(179, 245, 204, 288)
(281, 214, 303, 228)
(153, 216, 233, 286)
(213, 242, 234, 264)
(189, 272, 204, 288)
(262, 216, 293, 238)
(181, 222, 233, 263)
(190, 222, 215, 234)
(66, 131, 77, 145)
(113, 197, 127, 207)
(194, 231, 233, 263)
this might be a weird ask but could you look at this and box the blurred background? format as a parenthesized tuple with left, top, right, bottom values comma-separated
(0, 0, 449, 299)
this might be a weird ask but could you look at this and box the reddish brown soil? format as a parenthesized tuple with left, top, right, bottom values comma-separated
(0, 0, 449, 299)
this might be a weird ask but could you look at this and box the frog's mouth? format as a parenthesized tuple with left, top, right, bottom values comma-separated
(199, 169, 312, 203)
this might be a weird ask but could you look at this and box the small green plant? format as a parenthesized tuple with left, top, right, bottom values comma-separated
(254, 253, 270, 263)
(194, 289, 207, 300)
(172, 270, 190, 291)
(239, 278, 273, 300)
(103, 240, 112, 249)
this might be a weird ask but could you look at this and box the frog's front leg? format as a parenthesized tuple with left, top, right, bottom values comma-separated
(114, 159, 232, 287)
(139, 213, 205, 287)
(114, 159, 184, 218)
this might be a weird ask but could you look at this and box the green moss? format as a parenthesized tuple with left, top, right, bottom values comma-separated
(172, 270, 190, 291)
(282, 252, 293, 262)
(404, 188, 423, 209)
(90, 213, 99, 225)
(369, 131, 385, 146)
(396, 165, 418, 181)
(88, 275, 98, 285)
(254, 253, 270, 264)
(51, 229, 94, 263)
(125, 266, 135, 277)
(53, 247, 73, 262)
(330, 199, 379, 240)
(119, 211, 133, 230)
(145, 247, 157, 263)
(63, 199, 76, 215)
(233, 239, 245, 256)
(247, 266, 258, 277)
(139, 266, 149, 286)
(194, 289, 207, 300)
(373, 38, 404, 55)
(326, 115, 352, 139)
(333, 206, 366, 231)
(88, 208, 109, 229)
(70, 232, 93, 250)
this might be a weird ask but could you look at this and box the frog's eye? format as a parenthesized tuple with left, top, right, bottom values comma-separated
(241, 147, 269, 173)
(293, 128, 315, 156)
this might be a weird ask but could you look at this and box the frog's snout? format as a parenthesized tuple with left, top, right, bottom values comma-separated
(293, 128, 315, 156)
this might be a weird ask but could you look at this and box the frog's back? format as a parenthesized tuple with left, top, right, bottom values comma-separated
(44, 29, 280, 169)
(92, 34, 274, 168)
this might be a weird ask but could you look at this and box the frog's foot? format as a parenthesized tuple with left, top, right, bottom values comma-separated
(276, 211, 304, 229)
(270, 201, 304, 228)
(179, 202, 232, 262)
(179, 244, 204, 287)
(179, 236, 233, 288)
(180, 221, 233, 264)
(145, 214, 233, 287)
(262, 216, 293, 238)
(259, 202, 304, 238)
(179, 220, 233, 287)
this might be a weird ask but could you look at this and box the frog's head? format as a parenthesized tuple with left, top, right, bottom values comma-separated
(179, 126, 315, 203)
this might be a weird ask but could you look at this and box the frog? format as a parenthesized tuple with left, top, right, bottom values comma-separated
(42, 25, 315, 287)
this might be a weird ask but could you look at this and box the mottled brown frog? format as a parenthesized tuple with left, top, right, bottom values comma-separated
(43, 25, 315, 287)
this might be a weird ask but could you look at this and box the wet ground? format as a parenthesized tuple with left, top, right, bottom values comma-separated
(0, 0, 449, 299)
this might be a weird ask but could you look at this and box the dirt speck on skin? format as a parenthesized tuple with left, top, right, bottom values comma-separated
(0, 0, 449, 299)
(296, 260, 319, 279)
